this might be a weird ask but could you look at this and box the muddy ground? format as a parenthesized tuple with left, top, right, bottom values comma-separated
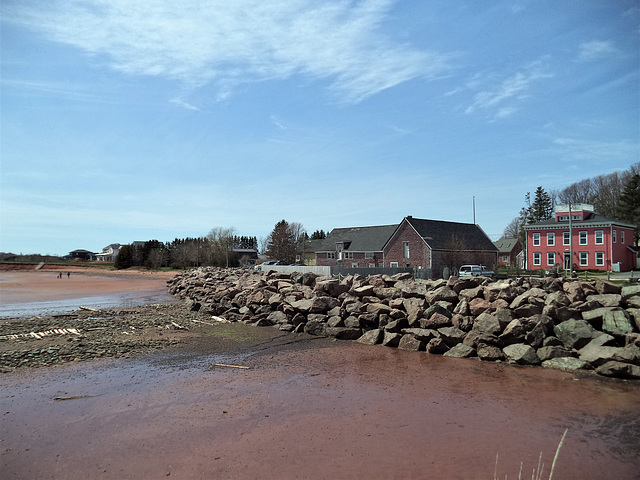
(1, 268, 640, 479)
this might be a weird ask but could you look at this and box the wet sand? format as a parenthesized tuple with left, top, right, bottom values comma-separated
(2, 336, 639, 479)
(0, 270, 177, 317)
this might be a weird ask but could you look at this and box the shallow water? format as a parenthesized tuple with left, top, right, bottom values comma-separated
(0, 289, 177, 318)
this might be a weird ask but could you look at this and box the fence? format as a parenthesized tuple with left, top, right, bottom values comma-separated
(257, 265, 432, 280)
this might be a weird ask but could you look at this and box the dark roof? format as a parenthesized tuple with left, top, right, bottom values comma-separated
(298, 238, 326, 253)
(525, 212, 636, 229)
(403, 217, 498, 251)
(317, 224, 399, 252)
(493, 237, 520, 253)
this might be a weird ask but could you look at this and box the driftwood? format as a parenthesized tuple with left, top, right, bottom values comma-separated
(79, 306, 100, 312)
(212, 363, 250, 369)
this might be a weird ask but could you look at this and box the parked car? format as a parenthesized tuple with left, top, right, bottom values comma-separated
(459, 265, 494, 277)
(254, 260, 276, 270)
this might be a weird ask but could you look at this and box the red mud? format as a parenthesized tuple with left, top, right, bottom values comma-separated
(2, 339, 639, 479)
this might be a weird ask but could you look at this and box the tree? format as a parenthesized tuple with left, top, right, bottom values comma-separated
(503, 217, 522, 239)
(310, 229, 327, 240)
(207, 227, 237, 267)
(618, 174, 640, 245)
(114, 245, 134, 269)
(529, 186, 554, 223)
(266, 220, 298, 263)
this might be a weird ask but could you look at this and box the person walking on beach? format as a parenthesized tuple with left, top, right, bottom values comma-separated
(67, 272, 70, 278)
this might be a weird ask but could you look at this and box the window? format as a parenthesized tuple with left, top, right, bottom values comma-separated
(403, 242, 410, 258)
(595, 252, 604, 266)
(547, 252, 555, 266)
(563, 232, 570, 245)
(558, 215, 569, 221)
(368, 263, 376, 268)
(621, 231, 625, 244)
(351, 263, 358, 268)
(364, 252, 374, 259)
(547, 232, 555, 246)
(580, 252, 588, 266)
(327, 252, 335, 259)
(390, 262, 399, 268)
(502, 255, 509, 262)
(296, 255, 301, 262)
(533, 252, 541, 266)
(532, 233, 540, 246)
(343, 252, 353, 259)
(613, 229, 617, 243)
(595, 230, 604, 245)
(579, 231, 588, 245)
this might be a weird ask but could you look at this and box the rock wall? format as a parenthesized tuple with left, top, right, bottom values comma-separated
(168, 268, 640, 379)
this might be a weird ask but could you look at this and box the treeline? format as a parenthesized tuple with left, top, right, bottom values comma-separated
(504, 163, 640, 245)
(114, 234, 258, 270)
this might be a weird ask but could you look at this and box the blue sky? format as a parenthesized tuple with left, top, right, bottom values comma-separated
(1, 0, 638, 256)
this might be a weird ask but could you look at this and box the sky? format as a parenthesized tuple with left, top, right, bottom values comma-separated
(1, 0, 638, 256)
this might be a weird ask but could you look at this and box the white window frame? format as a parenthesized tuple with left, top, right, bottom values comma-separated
(533, 252, 541, 266)
(580, 252, 588, 266)
(343, 252, 353, 259)
(403, 242, 410, 259)
(595, 252, 604, 267)
(547, 252, 555, 266)
(613, 229, 617, 243)
(579, 231, 588, 245)
(327, 252, 335, 259)
(621, 230, 625, 244)
(563, 231, 570, 246)
(547, 232, 555, 246)
(368, 263, 376, 268)
(364, 252, 374, 259)
(390, 262, 399, 268)
(351, 263, 358, 268)
(594, 230, 604, 245)
(532, 233, 540, 246)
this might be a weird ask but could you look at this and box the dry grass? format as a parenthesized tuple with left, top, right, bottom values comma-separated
(494, 428, 568, 480)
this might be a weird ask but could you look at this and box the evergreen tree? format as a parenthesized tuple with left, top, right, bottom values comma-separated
(114, 244, 134, 269)
(529, 186, 554, 223)
(618, 174, 640, 245)
(266, 220, 297, 263)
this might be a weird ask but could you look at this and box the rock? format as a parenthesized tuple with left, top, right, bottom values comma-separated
(400, 328, 438, 342)
(357, 329, 383, 345)
(563, 282, 585, 303)
(542, 357, 591, 371)
(602, 309, 635, 336)
(303, 319, 326, 336)
(366, 303, 392, 316)
(469, 298, 491, 316)
(596, 361, 640, 379)
(554, 319, 597, 349)
(452, 314, 474, 332)
(419, 313, 452, 329)
(384, 318, 409, 332)
(267, 311, 289, 324)
(382, 331, 402, 347)
(498, 319, 527, 346)
(587, 294, 623, 308)
(325, 327, 362, 340)
(459, 286, 483, 302)
(471, 312, 504, 336)
(443, 344, 476, 358)
(503, 343, 541, 365)
(426, 337, 449, 354)
(309, 296, 340, 313)
(424, 303, 452, 319)
(510, 288, 546, 309)
(397, 335, 425, 351)
(290, 298, 313, 313)
(595, 280, 621, 295)
(437, 326, 466, 347)
(429, 286, 459, 304)
(477, 343, 504, 361)
(537, 345, 576, 362)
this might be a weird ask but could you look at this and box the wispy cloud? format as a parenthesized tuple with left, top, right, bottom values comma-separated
(550, 136, 637, 162)
(576, 40, 617, 62)
(170, 96, 200, 111)
(3, 0, 451, 104)
(463, 60, 553, 119)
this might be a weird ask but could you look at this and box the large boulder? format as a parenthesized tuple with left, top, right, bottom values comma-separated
(437, 326, 466, 347)
(596, 361, 640, 379)
(503, 343, 541, 365)
(472, 312, 505, 336)
(542, 357, 591, 371)
(554, 319, 597, 349)
(563, 282, 585, 303)
(397, 335, 425, 351)
(357, 329, 383, 345)
(537, 345, 576, 362)
(477, 343, 504, 361)
(443, 343, 476, 358)
(602, 309, 635, 336)
(586, 294, 622, 308)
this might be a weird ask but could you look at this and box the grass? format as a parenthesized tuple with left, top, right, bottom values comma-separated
(494, 428, 568, 480)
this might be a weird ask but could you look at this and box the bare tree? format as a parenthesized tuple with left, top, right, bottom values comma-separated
(503, 217, 521, 239)
(207, 227, 237, 267)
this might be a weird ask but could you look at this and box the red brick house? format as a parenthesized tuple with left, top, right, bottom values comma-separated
(493, 237, 523, 267)
(382, 216, 498, 278)
(315, 224, 398, 268)
(524, 204, 637, 272)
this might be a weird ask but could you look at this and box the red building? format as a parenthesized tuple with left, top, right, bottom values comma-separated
(524, 204, 637, 272)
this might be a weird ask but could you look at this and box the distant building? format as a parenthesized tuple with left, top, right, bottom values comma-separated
(524, 204, 637, 272)
(493, 237, 522, 268)
(95, 244, 121, 262)
(68, 249, 96, 261)
(315, 224, 398, 268)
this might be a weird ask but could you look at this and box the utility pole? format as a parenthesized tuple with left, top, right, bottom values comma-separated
(568, 203, 573, 274)
(473, 196, 476, 224)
